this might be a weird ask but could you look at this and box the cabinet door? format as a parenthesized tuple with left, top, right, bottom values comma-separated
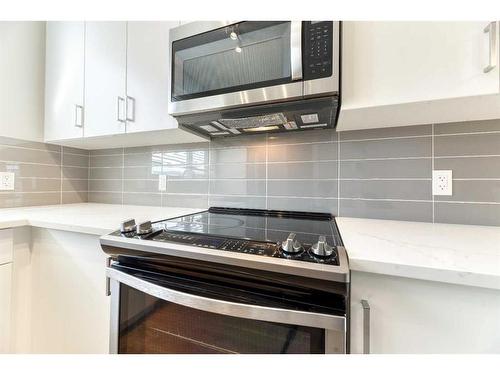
(126, 21, 179, 133)
(84, 22, 127, 137)
(44, 22, 85, 141)
(342, 21, 500, 109)
(0, 263, 12, 353)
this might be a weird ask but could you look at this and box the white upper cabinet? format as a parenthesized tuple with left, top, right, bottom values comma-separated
(126, 21, 179, 133)
(84, 22, 127, 138)
(339, 21, 500, 130)
(44, 22, 85, 141)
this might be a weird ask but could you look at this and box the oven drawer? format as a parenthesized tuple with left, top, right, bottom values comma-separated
(107, 265, 346, 354)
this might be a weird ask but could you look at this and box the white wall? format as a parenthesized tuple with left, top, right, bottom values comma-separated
(0, 22, 45, 142)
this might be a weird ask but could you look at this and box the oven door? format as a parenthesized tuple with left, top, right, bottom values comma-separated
(107, 265, 346, 354)
(169, 21, 303, 116)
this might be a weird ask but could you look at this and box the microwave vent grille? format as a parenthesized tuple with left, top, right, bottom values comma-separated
(218, 113, 287, 129)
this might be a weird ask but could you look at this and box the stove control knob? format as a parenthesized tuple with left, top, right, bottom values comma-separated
(311, 236, 335, 258)
(120, 218, 136, 233)
(136, 221, 153, 235)
(281, 233, 303, 254)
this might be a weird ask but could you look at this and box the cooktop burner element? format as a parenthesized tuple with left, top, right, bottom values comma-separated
(101, 207, 348, 282)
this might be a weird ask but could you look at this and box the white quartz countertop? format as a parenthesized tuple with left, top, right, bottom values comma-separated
(0, 203, 498, 290)
(0, 203, 204, 236)
(336, 217, 500, 290)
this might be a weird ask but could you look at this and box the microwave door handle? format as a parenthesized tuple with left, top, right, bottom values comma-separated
(107, 266, 345, 332)
(290, 21, 303, 80)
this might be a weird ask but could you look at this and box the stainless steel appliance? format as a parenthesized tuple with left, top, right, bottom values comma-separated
(168, 21, 341, 138)
(100, 207, 350, 354)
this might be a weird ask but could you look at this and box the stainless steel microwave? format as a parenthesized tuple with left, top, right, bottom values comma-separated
(168, 21, 341, 138)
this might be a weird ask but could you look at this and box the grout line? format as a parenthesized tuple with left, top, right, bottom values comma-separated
(60, 146, 63, 204)
(433, 154, 500, 159)
(265, 133, 268, 210)
(434, 130, 500, 137)
(337, 131, 340, 216)
(432, 123, 435, 223)
(339, 134, 432, 142)
(121, 148, 124, 205)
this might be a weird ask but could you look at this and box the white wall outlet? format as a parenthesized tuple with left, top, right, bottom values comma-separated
(0, 172, 15, 191)
(432, 170, 452, 196)
(158, 175, 167, 192)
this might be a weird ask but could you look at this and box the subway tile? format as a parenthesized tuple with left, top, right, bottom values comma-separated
(164, 149, 209, 165)
(268, 142, 337, 162)
(209, 180, 265, 196)
(88, 179, 122, 192)
(267, 128, 336, 145)
(89, 154, 123, 168)
(167, 180, 209, 195)
(268, 161, 337, 179)
(123, 166, 158, 180)
(63, 166, 88, 180)
(340, 124, 431, 141)
(123, 193, 161, 206)
(0, 136, 61, 152)
(124, 152, 159, 167)
(339, 199, 433, 222)
(0, 162, 61, 178)
(210, 147, 266, 164)
(164, 142, 210, 152)
(434, 119, 500, 135)
(62, 191, 88, 204)
(0, 192, 60, 208)
(164, 164, 208, 179)
(62, 146, 89, 156)
(209, 195, 266, 209)
(123, 179, 159, 193)
(435, 180, 500, 203)
(89, 167, 122, 180)
(340, 137, 431, 160)
(267, 180, 337, 198)
(435, 202, 500, 226)
(210, 163, 266, 179)
(62, 179, 88, 192)
(434, 156, 500, 178)
(340, 180, 431, 201)
(15, 178, 60, 192)
(0, 146, 61, 165)
(62, 152, 89, 168)
(340, 158, 431, 179)
(90, 148, 123, 156)
(164, 194, 208, 209)
(88, 192, 122, 204)
(434, 133, 500, 157)
(267, 197, 338, 215)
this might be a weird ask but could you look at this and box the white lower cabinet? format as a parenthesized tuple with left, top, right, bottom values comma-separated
(0, 263, 12, 353)
(350, 271, 500, 353)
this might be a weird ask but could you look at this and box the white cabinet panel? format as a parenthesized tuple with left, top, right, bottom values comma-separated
(84, 22, 127, 137)
(44, 22, 85, 141)
(350, 271, 500, 353)
(0, 228, 13, 266)
(0, 263, 12, 353)
(342, 21, 499, 109)
(126, 21, 179, 133)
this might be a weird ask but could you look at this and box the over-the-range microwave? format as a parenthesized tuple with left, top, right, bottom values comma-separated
(168, 21, 341, 138)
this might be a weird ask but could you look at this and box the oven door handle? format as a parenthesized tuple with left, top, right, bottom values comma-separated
(107, 267, 345, 332)
(290, 21, 303, 81)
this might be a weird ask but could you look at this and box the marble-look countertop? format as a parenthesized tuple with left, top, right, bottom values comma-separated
(336, 217, 500, 290)
(0, 203, 498, 290)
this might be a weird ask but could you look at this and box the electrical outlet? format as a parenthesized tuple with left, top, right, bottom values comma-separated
(158, 175, 167, 192)
(0, 172, 15, 191)
(432, 170, 452, 196)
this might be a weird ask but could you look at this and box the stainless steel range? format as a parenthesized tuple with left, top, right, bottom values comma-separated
(100, 207, 350, 354)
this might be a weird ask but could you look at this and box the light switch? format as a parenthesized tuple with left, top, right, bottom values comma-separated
(0, 172, 15, 190)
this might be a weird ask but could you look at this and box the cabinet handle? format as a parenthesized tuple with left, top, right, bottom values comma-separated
(126, 96, 135, 122)
(105, 257, 112, 296)
(361, 299, 370, 354)
(484, 22, 498, 73)
(117, 97, 126, 123)
(74, 104, 84, 127)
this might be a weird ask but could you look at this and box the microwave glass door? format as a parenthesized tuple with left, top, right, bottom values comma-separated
(171, 21, 293, 101)
(118, 283, 325, 354)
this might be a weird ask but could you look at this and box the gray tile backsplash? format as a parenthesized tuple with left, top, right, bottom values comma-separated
(0, 136, 89, 208)
(83, 119, 500, 226)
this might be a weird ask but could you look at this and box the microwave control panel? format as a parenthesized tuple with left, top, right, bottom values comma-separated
(303, 21, 334, 80)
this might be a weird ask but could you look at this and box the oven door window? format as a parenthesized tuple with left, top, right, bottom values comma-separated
(118, 284, 325, 354)
(171, 21, 293, 101)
